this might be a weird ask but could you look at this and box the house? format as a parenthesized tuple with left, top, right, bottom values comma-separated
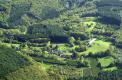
(88, 38, 96, 46)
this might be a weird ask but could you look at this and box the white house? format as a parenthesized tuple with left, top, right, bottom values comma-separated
(88, 38, 96, 46)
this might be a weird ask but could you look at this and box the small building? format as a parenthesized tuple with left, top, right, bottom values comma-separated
(88, 38, 96, 46)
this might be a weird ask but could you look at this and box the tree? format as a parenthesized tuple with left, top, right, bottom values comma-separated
(42, 6, 59, 19)
(71, 50, 79, 59)
(75, 37, 81, 45)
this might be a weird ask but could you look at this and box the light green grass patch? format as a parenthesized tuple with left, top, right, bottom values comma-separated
(57, 44, 69, 51)
(0, 43, 20, 48)
(81, 40, 111, 56)
(86, 26, 94, 33)
(12, 0, 29, 3)
(65, 51, 73, 55)
(80, 21, 96, 33)
(31, 47, 43, 50)
(87, 40, 110, 53)
(83, 17, 97, 21)
(58, 44, 80, 51)
(57, 44, 80, 56)
(41, 63, 51, 70)
(102, 67, 117, 71)
(98, 57, 114, 68)
(84, 21, 96, 27)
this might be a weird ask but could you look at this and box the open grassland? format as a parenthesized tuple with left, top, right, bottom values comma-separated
(81, 40, 111, 56)
(0, 42, 20, 48)
(41, 63, 51, 70)
(80, 21, 96, 33)
(102, 67, 118, 71)
(57, 44, 79, 50)
(98, 57, 114, 68)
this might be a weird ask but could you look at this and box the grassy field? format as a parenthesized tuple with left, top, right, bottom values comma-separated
(57, 44, 79, 50)
(12, 0, 29, 3)
(41, 63, 51, 70)
(80, 21, 96, 33)
(98, 57, 114, 68)
(102, 67, 118, 71)
(0, 43, 20, 48)
(57, 44, 80, 56)
(57, 40, 110, 56)
(81, 40, 111, 56)
(82, 17, 97, 21)
(57, 44, 69, 51)
(83, 58, 100, 77)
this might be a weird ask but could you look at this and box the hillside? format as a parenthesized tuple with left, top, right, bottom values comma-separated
(0, 0, 122, 80)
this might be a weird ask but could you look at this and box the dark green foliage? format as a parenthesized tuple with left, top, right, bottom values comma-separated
(0, 45, 31, 78)
(5, 64, 49, 80)
(0, 1, 11, 22)
(8, 3, 31, 26)
(48, 66, 83, 80)
(96, 0, 122, 26)
(97, 16, 121, 26)
(70, 32, 88, 40)
(0, 21, 9, 29)
(28, 24, 68, 43)
(1, 0, 122, 80)
(42, 6, 59, 19)
(98, 70, 122, 80)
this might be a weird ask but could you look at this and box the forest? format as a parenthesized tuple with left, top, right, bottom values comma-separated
(0, 0, 122, 80)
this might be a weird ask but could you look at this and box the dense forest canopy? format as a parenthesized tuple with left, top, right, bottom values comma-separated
(0, 0, 122, 80)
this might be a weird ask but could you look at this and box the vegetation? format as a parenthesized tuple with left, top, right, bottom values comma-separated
(0, 0, 122, 80)
(81, 40, 111, 56)
(98, 57, 114, 68)
(0, 44, 31, 78)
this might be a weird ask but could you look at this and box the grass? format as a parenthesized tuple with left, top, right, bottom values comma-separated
(41, 63, 51, 70)
(86, 26, 95, 33)
(80, 21, 96, 27)
(5, 63, 49, 80)
(31, 46, 43, 50)
(57, 40, 110, 56)
(57, 44, 69, 51)
(84, 21, 96, 33)
(12, 0, 29, 3)
(0, 28, 24, 35)
(80, 21, 96, 33)
(98, 57, 114, 68)
(87, 40, 110, 53)
(0, 44, 31, 78)
(0, 43, 20, 48)
(83, 21, 96, 27)
(81, 40, 111, 56)
(57, 44, 79, 51)
(102, 67, 118, 71)
(83, 17, 97, 21)
(0, 43, 51, 79)
(57, 44, 80, 55)
(83, 58, 100, 77)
